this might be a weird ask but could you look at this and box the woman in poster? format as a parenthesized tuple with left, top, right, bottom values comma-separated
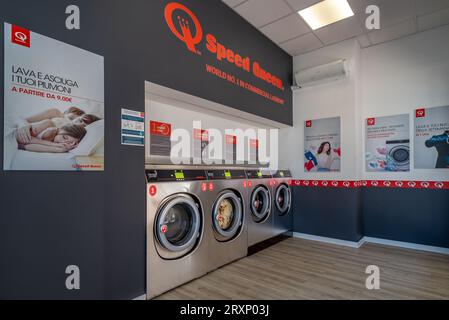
(15, 107, 99, 145)
(316, 141, 334, 172)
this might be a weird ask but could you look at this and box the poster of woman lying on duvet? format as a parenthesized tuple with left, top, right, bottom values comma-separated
(3, 22, 104, 171)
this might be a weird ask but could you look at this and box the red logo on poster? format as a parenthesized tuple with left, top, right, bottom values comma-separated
(305, 120, 312, 128)
(149, 185, 157, 196)
(150, 121, 171, 137)
(11, 25, 30, 48)
(367, 118, 375, 126)
(194, 129, 209, 141)
(415, 108, 425, 118)
(164, 2, 203, 54)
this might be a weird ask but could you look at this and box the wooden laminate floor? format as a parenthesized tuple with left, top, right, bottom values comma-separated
(156, 237, 449, 300)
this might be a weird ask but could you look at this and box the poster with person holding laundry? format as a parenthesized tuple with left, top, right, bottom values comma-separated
(304, 117, 341, 172)
(3, 22, 104, 171)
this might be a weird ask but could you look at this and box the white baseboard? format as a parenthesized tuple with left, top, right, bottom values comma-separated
(132, 294, 147, 300)
(363, 237, 449, 255)
(293, 232, 364, 248)
(293, 232, 449, 255)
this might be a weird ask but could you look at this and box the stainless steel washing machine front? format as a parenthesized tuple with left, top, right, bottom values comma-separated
(205, 169, 248, 271)
(245, 169, 274, 247)
(146, 167, 210, 299)
(271, 170, 293, 236)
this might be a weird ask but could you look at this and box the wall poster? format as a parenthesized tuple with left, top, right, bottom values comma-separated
(3, 23, 104, 171)
(414, 106, 449, 169)
(365, 114, 410, 172)
(304, 117, 341, 172)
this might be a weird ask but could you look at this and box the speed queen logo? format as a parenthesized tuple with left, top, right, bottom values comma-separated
(164, 2, 203, 54)
(163, 2, 284, 91)
(11, 25, 30, 48)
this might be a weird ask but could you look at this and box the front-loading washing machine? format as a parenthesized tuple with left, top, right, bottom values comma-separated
(146, 167, 211, 299)
(205, 168, 248, 270)
(271, 170, 293, 236)
(245, 169, 274, 247)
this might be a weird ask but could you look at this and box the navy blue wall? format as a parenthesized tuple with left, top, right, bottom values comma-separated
(292, 187, 363, 242)
(362, 188, 449, 248)
(292, 186, 449, 248)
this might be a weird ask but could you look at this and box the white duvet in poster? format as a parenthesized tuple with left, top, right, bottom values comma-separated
(414, 106, 449, 169)
(3, 23, 104, 171)
(304, 117, 341, 172)
(365, 114, 410, 172)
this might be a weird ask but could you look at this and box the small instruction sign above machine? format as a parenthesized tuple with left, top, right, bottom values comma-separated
(121, 108, 144, 146)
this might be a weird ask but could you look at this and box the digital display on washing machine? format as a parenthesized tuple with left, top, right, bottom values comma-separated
(145, 169, 207, 182)
(175, 171, 185, 180)
(272, 170, 292, 178)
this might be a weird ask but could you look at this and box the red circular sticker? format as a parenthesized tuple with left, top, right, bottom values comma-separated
(208, 182, 214, 192)
(161, 225, 168, 234)
(248, 181, 253, 188)
(149, 185, 157, 196)
(201, 182, 207, 192)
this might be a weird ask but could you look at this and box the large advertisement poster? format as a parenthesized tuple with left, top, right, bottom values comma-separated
(304, 117, 341, 172)
(365, 114, 410, 172)
(4, 23, 104, 171)
(415, 106, 449, 169)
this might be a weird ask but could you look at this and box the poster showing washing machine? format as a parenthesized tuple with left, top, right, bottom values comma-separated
(3, 23, 104, 171)
(414, 106, 449, 169)
(365, 114, 410, 172)
(304, 117, 341, 172)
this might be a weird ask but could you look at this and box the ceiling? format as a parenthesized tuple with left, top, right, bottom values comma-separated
(223, 0, 449, 56)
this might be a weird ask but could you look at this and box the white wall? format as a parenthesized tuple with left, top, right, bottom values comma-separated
(281, 24, 449, 181)
(280, 39, 362, 180)
(361, 24, 449, 181)
(145, 94, 276, 166)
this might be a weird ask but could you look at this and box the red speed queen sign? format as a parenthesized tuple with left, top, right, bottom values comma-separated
(367, 118, 375, 126)
(150, 121, 171, 137)
(415, 108, 426, 118)
(11, 25, 30, 48)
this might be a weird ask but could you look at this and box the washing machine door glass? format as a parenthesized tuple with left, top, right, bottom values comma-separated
(250, 186, 271, 222)
(213, 191, 243, 240)
(275, 184, 291, 215)
(388, 145, 409, 170)
(156, 195, 201, 253)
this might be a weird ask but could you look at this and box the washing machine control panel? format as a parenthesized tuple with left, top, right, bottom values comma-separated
(245, 170, 271, 179)
(272, 170, 292, 178)
(206, 169, 246, 180)
(145, 169, 207, 182)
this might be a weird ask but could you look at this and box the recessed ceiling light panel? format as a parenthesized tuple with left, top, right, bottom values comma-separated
(298, 0, 354, 30)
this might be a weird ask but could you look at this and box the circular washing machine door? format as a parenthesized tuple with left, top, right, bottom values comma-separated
(155, 194, 201, 259)
(250, 186, 272, 223)
(275, 184, 291, 215)
(212, 191, 243, 242)
(388, 145, 410, 171)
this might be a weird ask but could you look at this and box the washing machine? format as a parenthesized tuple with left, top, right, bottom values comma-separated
(271, 170, 293, 236)
(205, 169, 248, 270)
(245, 169, 274, 247)
(386, 139, 410, 171)
(146, 167, 211, 299)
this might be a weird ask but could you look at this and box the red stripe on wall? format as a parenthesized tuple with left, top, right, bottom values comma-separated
(289, 180, 449, 190)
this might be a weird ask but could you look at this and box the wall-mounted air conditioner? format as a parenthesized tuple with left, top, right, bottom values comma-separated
(292, 59, 348, 89)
